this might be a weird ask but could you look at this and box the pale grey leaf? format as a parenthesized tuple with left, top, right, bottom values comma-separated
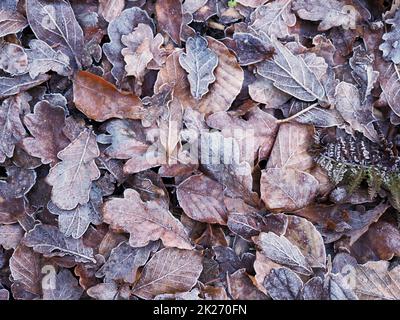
(254, 232, 312, 275)
(264, 267, 303, 300)
(0, 224, 24, 250)
(0, 41, 28, 75)
(250, 0, 296, 38)
(179, 36, 218, 100)
(42, 269, 83, 300)
(27, 39, 72, 78)
(257, 39, 325, 102)
(46, 129, 100, 210)
(26, 0, 84, 69)
(0, 73, 50, 98)
(103, 7, 154, 85)
(96, 241, 159, 283)
(24, 224, 96, 263)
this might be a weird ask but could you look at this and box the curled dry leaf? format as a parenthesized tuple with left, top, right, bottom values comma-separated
(46, 129, 100, 210)
(261, 123, 319, 211)
(132, 247, 203, 299)
(73, 71, 145, 122)
(26, 0, 84, 69)
(22, 101, 70, 166)
(103, 7, 154, 85)
(292, 0, 360, 31)
(103, 188, 192, 249)
(177, 174, 228, 225)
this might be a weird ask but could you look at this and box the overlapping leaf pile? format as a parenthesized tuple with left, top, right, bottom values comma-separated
(0, 0, 399, 300)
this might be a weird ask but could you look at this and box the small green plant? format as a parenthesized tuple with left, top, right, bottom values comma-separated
(228, 0, 238, 8)
(312, 129, 400, 211)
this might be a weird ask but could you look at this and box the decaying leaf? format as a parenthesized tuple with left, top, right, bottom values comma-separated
(133, 248, 203, 299)
(24, 224, 96, 263)
(46, 129, 100, 210)
(26, 0, 84, 69)
(0, 8, 28, 37)
(380, 10, 400, 64)
(292, 0, 360, 31)
(22, 100, 70, 165)
(264, 267, 303, 300)
(177, 174, 228, 225)
(257, 39, 325, 102)
(0, 73, 50, 99)
(73, 71, 145, 122)
(103, 188, 192, 249)
(43, 269, 83, 300)
(26, 39, 72, 78)
(261, 123, 319, 211)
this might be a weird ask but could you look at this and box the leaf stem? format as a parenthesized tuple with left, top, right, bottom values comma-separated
(276, 102, 319, 124)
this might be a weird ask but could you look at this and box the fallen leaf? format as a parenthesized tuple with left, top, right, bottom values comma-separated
(0, 40, 28, 75)
(0, 73, 50, 99)
(250, 0, 296, 38)
(0, 8, 28, 37)
(24, 223, 96, 263)
(103, 7, 154, 85)
(73, 71, 145, 122)
(257, 39, 325, 102)
(96, 241, 159, 283)
(264, 267, 303, 300)
(26, 0, 84, 69)
(0, 224, 24, 250)
(46, 129, 100, 210)
(292, 0, 360, 31)
(26, 39, 72, 78)
(380, 10, 400, 64)
(133, 248, 203, 299)
(103, 188, 192, 249)
(98, 0, 125, 23)
(155, 0, 183, 45)
(43, 269, 83, 300)
(260, 123, 319, 211)
(22, 100, 70, 165)
(177, 174, 227, 224)
(179, 36, 218, 100)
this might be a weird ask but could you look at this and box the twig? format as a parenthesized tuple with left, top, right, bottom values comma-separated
(275, 102, 319, 124)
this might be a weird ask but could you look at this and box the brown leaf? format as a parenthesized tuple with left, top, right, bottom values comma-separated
(254, 232, 313, 275)
(10, 245, 42, 299)
(22, 101, 70, 165)
(73, 71, 145, 122)
(155, 0, 183, 45)
(46, 129, 100, 210)
(260, 123, 319, 211)
(354, 261, 400, 300)
(198, 37, 244, 113)
(133, 248, 203, 299)
(228, 269, 268, 300)
(0, 9, 28, 37)
(98, 0, 125, 23)
(177, 174, 228, 224)
(103, 188, 192, 249)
